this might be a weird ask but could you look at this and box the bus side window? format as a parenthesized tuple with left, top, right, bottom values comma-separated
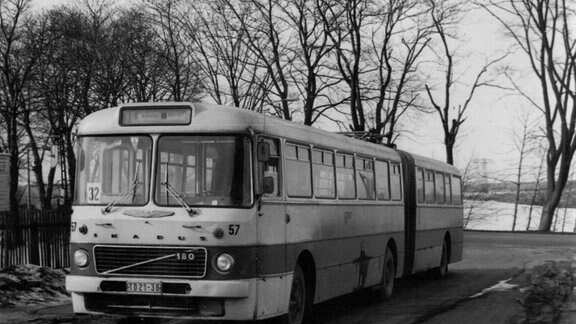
(452, 175, 462, 205)
(262, 138, 281, 197)
(416, 167, 424, 203)
(425, 170, 435, 203)
(436, 172, 445, 204)
(390, 163, 402, 201)
(445, 175, 452, 204)
(336, 153, 356, 199)
(375, 160, 390, 200)
(356, 157, 375, 200)
(285, 143, 312, 198)
(313, 149, 336, 199)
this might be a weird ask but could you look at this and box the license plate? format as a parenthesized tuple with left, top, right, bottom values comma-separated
(126, 281, 162, 294)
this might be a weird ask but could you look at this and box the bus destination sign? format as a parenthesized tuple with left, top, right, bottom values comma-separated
(120, 106, 192, 126)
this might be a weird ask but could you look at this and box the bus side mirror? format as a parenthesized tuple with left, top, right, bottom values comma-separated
(263, 176, 275, 195)
(257, 142, 270, 162)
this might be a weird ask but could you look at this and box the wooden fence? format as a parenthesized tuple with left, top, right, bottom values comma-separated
(0, 209, 71, 269)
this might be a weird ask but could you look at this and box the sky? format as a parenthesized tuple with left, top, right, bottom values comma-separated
(395, 6, 540, 179)
(30, 0, 543, 181)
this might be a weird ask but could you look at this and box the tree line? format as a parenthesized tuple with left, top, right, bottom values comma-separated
(0, 0, 574, 232)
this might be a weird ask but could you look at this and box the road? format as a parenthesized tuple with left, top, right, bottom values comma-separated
(310, 231, 576, 324)
(5, 231, 576, 324)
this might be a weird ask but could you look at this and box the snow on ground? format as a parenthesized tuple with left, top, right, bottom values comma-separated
(0, 264, 69, 308)
(464, 200, 576, 233)
(469, 279, 519, 298)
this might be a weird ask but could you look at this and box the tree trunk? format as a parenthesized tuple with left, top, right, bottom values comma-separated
(512, 187, 519, 231)
(445, 135, 455, 165)
(539, 186, 562, 231)
(8, 117, 19, 214)
(9, 151, 19, 213)
(65, 133, 76, 205)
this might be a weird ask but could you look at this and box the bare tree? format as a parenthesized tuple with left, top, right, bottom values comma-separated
(193, 0, 337, 123)
(219, 0, 296, 120)
(318, 0, 435, 144)
(558, 168, 574, 232)
(279, 0, 336, 125)
(180, 0, 271, 110)
(318, 0, 372, 131)
(370, 0, 433, 145)
(18, 11, 60, 210)
(526, 147, 546, 230)
(508, 109, 541, 230)
(0, 0, 36, 212)
(480, 0, 576, 231)
(425, 0, 507, 165)
(47, 0, 116, 203)
(144, 0, 203, 102)
(91, 3, 130, 108)
(121, 7, 167, 102)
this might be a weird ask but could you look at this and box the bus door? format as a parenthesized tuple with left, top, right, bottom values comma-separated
(256, 137, 288, 297)
(256, 137, 290, 316)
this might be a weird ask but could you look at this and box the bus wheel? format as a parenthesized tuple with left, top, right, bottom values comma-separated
(432, 240, 449, 279)
(376, 246, 395, 301)
(282, 264, 307, 324)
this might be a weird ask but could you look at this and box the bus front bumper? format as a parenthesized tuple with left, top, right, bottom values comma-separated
(66, 274, 290, 320)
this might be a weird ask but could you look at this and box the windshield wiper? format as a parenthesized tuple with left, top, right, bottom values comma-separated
(160, 181, 199, 216)
(101, 162, 141, 214)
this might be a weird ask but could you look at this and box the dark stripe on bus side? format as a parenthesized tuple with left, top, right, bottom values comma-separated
(398, 151, 416, 276)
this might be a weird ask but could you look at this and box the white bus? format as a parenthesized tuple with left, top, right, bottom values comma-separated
(66, 102, 463, 323)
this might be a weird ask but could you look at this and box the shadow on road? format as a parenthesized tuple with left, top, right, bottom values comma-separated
(309, 268, 524, 324)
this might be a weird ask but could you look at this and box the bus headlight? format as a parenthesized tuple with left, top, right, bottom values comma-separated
(73, 249, 90, 268)
(215, 253, 235, 273)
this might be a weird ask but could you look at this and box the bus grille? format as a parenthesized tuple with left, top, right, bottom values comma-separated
(94, 246, 207, 278)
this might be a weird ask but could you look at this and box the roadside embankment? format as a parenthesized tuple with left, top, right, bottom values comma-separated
(512, 261, 574, 324)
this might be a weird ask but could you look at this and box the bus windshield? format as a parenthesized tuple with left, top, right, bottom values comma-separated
(75, 136, 152, 205)
(155, 135, 252, 208)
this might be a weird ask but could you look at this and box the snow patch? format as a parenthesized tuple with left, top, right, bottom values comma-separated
(470, 279, 519, 298)
(0, 264, 69, 307)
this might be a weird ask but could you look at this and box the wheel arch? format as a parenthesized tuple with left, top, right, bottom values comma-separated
(386, 238, 398, 274)
(296, 250, 316, 304)
(444, 231, 452, 263)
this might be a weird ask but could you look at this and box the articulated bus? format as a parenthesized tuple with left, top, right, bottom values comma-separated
(66, 102, 463, 323)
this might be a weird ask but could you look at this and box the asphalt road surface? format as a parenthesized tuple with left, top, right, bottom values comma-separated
(309, 231, 576, 324)
(8, 231, 576, 324)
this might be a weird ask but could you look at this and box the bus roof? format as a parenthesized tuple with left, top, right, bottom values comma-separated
(77, 102, 460, 175)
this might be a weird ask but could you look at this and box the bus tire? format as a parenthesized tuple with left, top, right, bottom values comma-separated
(281, 263, 308, 324)
(432, 240, 449, 279)
(376, 246, 395, 301)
